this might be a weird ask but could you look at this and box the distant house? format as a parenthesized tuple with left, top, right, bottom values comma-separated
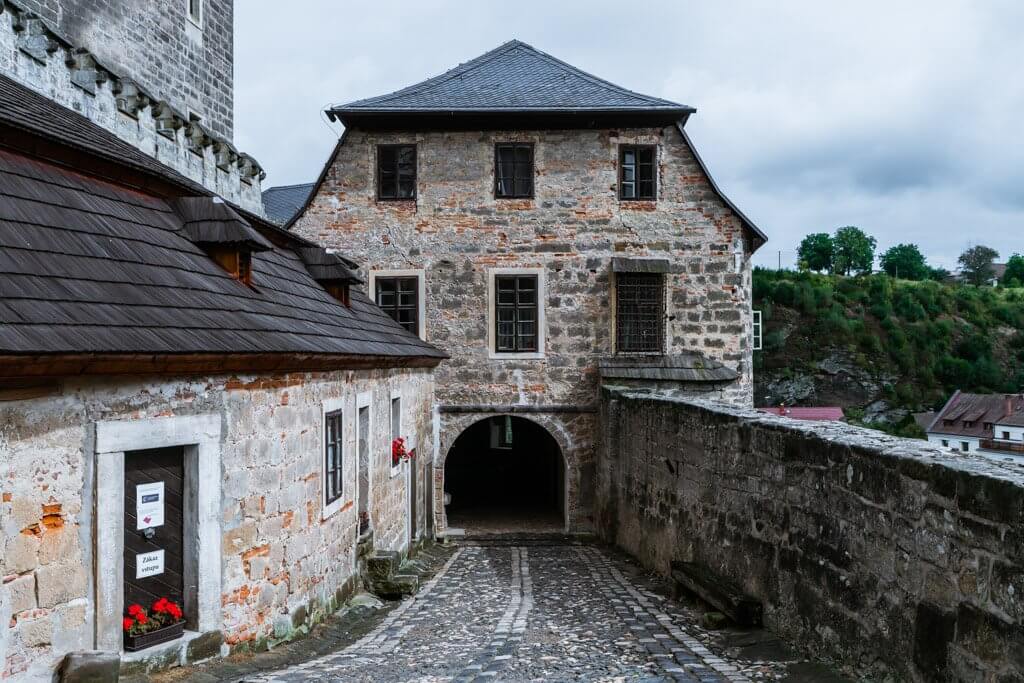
(262, 182, 316, 224)
(757, 406, 845, 421)
(925, 392, 1024, 458)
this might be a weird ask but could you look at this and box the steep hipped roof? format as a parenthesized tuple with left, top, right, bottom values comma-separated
(927, 392, 1024, 438)
(262, 182, 316, 224)
(328, 40, 693, 122)
(0, 75, 445, 371)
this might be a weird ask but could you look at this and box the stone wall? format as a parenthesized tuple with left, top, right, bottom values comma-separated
(293, 124, 757, 531)
(0, 0, 264, 212)
(596, 387, 1024, 682)
(0, 367, 433, 681)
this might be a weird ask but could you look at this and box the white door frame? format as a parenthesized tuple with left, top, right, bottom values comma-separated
(92, 414, 222, 652)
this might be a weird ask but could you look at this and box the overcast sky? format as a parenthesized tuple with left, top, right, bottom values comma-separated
(235, 1, 1023, 269)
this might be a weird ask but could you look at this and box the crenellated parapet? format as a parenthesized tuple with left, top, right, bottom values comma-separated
(0, 0, 265, 213)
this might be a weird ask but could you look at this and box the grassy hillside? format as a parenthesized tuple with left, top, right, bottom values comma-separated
(753, 269, 1024, 437)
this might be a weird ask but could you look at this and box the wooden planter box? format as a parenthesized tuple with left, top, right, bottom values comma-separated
(123, 620, 185, 652)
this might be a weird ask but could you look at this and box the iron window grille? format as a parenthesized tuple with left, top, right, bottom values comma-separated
(377, 145, 417, 200)
(615, 273, 665, 353)
(752, 310, 762, 351)
(495, 143, 534, 198)
(376, 277, 419, 335)
(619, 145, 656, 200)
(495, 275, 539, 353)
(324, 410, 343, 505)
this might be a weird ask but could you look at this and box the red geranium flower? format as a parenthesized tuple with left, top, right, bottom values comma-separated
(127, 604, 145, 618)
(153, 598, 169, 614)
(168, 603, 183, 620)
(135, 613, 147, 625)
(122, 617, 134, 632)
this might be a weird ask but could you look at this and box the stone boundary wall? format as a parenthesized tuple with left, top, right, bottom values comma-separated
(596, 387, 1024, 682)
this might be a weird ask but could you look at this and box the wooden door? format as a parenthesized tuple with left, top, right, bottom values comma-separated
(124, 447, 185, 611)
(409, 457, 417, 541)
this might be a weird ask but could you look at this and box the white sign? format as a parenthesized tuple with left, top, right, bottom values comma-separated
(136, 482, 165, 530)
(136, 549, 165, 579)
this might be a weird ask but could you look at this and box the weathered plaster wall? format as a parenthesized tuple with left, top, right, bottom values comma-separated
(596, 388, 1024, 682)
(0, 367, 433, 680)
(0, 0, 264, 212)
(293, 125, 755, 531)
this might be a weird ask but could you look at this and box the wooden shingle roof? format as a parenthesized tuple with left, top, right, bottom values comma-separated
(0, 75, 445, 374)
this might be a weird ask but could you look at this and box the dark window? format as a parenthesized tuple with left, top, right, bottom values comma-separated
(1003, 431, 1012, 440)
(615, 273, 664, 353)
(377, 145, 416, 200)
(375, 277, 419, 335)
(188, 0, 201, 23)
(619, 145, 656, 200)
(324, 410, 343, 505)
(495, 143, 534, 198)
(495, 275, 538, 353)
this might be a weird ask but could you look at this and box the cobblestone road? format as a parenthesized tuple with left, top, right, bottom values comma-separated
(245, 545, 765, 683)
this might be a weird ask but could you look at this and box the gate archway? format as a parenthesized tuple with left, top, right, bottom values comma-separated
(443, 415, 566, 534)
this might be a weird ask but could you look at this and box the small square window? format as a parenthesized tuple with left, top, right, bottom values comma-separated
(324, 410, 343, 506)
(615, 273, 664, 353)
(375, 277, 419, 335)
(377, 145, 417, 200)
(961, 442, 970, 452)
(495, 143, 533, 198)
(1003, 431, 1012, 440)
(495, 275, 539, 353)
(619, 145, 656, 200)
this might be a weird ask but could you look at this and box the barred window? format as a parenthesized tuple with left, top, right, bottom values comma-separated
(377, 145, 416, 200)
(324, 410, 343, 505)
(615, 273, 664, 353)
(376, 277, 418, 335)
(495, 275, 538, 352)
(495, 143, 534, 198)
(619, 145, 656, 200)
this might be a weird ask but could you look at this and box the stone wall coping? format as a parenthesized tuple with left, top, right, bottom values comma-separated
(604, 386, 1024, 487)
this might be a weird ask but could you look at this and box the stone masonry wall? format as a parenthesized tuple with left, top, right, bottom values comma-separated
(0, 367, 433, 681)
(0, 0, 265, 212)
(596, 387, 1024, 681)
(7, 0, 234, 139)
(293, 124, 756, 529)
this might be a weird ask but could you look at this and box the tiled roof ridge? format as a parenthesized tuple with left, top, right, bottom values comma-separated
(333, 39, 690, 112)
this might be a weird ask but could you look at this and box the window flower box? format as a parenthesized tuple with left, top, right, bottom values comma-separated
(122, 598, 185, 652)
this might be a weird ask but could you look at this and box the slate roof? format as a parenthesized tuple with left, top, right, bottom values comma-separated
(927, 392, 1024, 438)
(329, 40, 693, 119)
(598, 353, 739, 384)
(262, 183, 315, 224)
(0, 74, 444, 364)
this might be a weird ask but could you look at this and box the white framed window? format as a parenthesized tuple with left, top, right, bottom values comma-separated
(369, 269, 426, 340)
(321, 396, 349, 520)
(961, 442, 970, 452)
(487, 267, 545, 360)
(752, 310, 762, 351)
(186, 0, 202, 26)
(390, 390, 403, 478)
(941, 439, 949, 447)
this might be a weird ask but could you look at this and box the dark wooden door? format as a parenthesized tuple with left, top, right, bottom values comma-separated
(124, 447, 185, 610)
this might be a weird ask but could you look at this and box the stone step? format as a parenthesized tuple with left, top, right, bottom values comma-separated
(366, 550, 400, 583)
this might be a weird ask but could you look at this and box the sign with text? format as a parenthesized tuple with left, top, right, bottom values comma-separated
(136, 549, 165, 579)
(136, 481, 165, 530)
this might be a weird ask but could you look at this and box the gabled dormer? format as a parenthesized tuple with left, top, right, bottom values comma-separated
(170, 196, 273, 286)
(295, 246, 363, 306)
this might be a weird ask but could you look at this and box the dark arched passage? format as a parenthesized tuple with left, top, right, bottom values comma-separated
(444, 416, 565, 534)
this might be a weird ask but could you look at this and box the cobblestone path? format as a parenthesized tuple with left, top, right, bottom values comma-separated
(247, 545, 756, 683)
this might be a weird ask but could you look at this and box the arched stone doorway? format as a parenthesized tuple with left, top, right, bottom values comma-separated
(443, 416, 566, 534)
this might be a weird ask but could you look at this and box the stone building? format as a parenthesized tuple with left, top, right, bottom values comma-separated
(0, 75, 444, 680)
(289, 41, 766, 536)
(0, 0, 265, 211)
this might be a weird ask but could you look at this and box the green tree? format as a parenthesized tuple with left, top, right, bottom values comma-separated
(926, 267, 951, 282)
(958, 245, 999, 286)
(797, 233, 834, 272)
(879, 243, 929, 280)
(832, 226, 877, 276)
(1002, 254, 1024, 287)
